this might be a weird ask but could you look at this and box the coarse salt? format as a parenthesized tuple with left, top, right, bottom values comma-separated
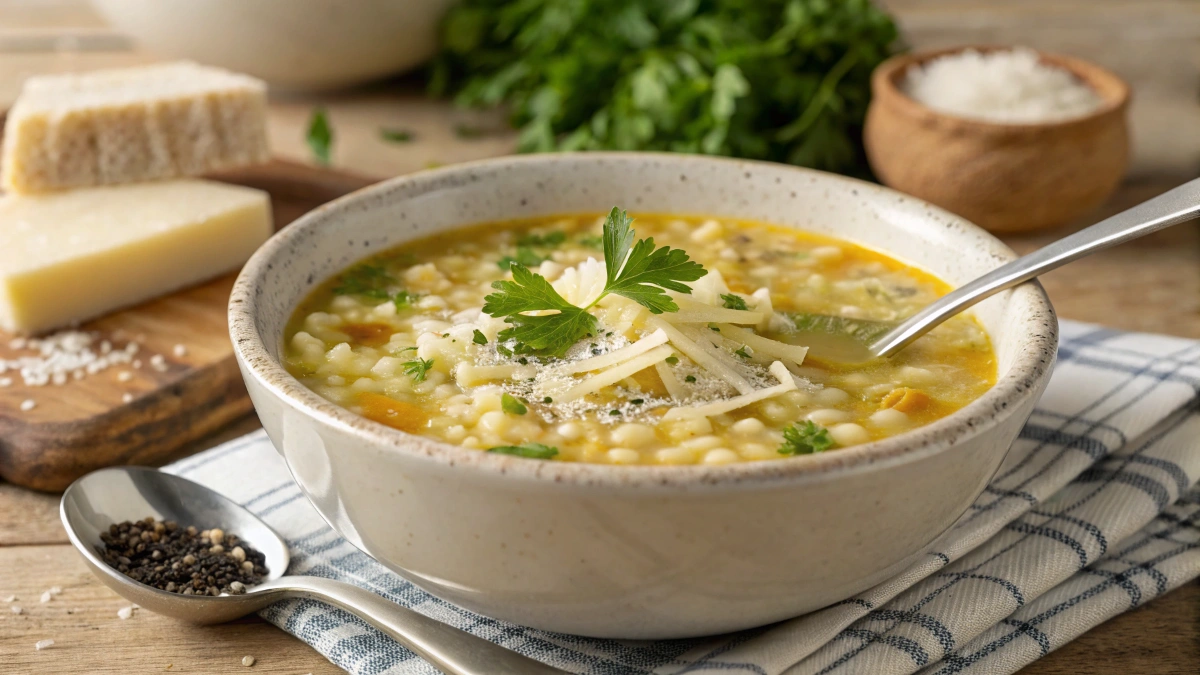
(39, 590, 52, 603)
(0, 377, 10, 387)
(3, 330, 142, 388)
(34, 639, 54, 650)
(117, 605, 134, 620)
(150, 354, 168, 372)
(117, 370, 133, 382)
(2, 594, 14, 603)
(122, 392, 134, 403)
(902, 47, 1103, 123)
(172, 344, 188, 357)
(11, 605, 22, 615)
(20, 399, 36, 412)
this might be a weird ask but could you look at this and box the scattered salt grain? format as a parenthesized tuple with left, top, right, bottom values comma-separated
(117, 605, 134, 620)
(20, 399, 36, 412)
(0, 377, 11, 387)
(242, 655, 256, 667)
(2, 595, 14, 603)
(122, 393, 134, 403)
(132, 359, 142, 368)
(173, 344, 188, 357)
(117, 371, 133, 382)
(39, 591, 51, 603)
(150, 354, 168, 372)
(902, 47, 1103, 123)
(11, 606, 22, 615)
(3, 331, 142, 387)
(34, 639, 54, 650)
(48, 586, 61, 595)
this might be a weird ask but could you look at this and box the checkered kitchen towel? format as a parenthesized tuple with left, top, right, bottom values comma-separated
(166, 320, 1200, 675)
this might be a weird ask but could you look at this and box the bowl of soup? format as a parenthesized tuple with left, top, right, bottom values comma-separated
(229, 153, 1057, 639)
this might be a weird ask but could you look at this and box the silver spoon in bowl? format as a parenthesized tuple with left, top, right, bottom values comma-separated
(793, 176, 1200, 366)
(60, 466, 569, 675)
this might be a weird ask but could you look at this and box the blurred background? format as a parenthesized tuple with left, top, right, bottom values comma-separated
(0, 0, 1195, 181)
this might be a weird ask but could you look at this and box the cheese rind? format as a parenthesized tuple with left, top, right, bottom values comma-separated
(0, 179, 272, 334)
(1, 62, 269, 194)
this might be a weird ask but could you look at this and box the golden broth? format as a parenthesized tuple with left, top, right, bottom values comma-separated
(283, 213, 996, 465)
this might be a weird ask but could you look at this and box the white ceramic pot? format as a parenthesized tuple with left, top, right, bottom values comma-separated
(230, 153, 1057, 639)
(91, 0, 456, 92)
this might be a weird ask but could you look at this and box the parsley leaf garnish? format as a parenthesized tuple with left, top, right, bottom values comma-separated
(721, 293, 749, 310)
(600, 208, 707, 313)
(332, 264, 393, 299)
(734, 345, 752, 358)
(306, 108, 333, 165)
(778, 421, 836, 456)
(401, 357, 434, 383)
(472, 329, 488, 345)
(482, 207, 707, 357)
(501, 393, 528, 415)
(487, 442, 558, 459)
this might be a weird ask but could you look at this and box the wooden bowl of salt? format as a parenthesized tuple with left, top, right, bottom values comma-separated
(864, 46, 1131, 234)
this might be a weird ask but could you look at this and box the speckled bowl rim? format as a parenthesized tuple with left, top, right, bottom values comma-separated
(230, 152, 1058, 492)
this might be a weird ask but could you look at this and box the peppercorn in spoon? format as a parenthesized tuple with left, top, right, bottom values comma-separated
(60, 466, 567, 675)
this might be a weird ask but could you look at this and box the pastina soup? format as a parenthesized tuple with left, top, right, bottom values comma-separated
(283, 210, 995, 465)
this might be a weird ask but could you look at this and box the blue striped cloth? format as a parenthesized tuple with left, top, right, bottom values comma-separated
(166, 320, 1200, 674)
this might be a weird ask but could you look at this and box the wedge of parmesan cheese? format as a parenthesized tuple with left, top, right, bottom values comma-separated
(2, 61, 269, 194)
(0, 179, 271, 334)
(664, 361, 796, 420)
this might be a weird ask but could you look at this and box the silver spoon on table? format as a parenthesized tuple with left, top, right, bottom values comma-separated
(60, 466, 568, 675)
(793, 176, 1200, 366)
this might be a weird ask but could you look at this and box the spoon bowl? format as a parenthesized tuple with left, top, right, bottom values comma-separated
(60, 466, 289, 624)
(60, 466, 568, 674)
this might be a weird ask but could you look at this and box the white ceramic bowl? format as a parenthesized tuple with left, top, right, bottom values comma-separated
(92, 0, 456, 92)
(230, 153, 1057, 639)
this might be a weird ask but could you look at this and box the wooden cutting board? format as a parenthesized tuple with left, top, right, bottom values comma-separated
(0, 159, 376, 492)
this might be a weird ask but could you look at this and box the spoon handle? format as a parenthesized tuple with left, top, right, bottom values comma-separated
(871, 176, 1200, 357)
(268, 576, 569, 674)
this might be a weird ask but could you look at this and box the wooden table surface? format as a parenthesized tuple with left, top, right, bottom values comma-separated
(1, 1, 1198, 673)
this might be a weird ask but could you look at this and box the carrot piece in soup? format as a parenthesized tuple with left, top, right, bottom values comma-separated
(359, 392, 427, 432)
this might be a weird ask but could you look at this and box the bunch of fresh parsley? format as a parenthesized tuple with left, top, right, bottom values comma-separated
(429, 0, 898, 176)
(482, 207, 706, 357)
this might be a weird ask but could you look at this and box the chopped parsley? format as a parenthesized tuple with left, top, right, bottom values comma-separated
(497, 247, 547, 270)
(684, 375, 697, 383)
(734, 345, 752, 359)
(380, 128, 414, 143)
(393, 290, 422, 310)
(401, 357, 434, 383)
(517, 231, 566, 247)
(665, 355, 679, 365)
(487, 442, 558, 459)
(472, 329, 488, 345)
(543, 396, 553, 404)
(630, 398, 644, 405)
(496, 344, 513, 357)
(721, 293, 749, 310)
(609, 409, 622, 416)
(501, 393, 528, 415)
(332, 264, 393, 299)
(778, 421, 836, 456)
(395, 346, 418, 353)
(306, 108, 333, 165)
(482, 207, 707, 357)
